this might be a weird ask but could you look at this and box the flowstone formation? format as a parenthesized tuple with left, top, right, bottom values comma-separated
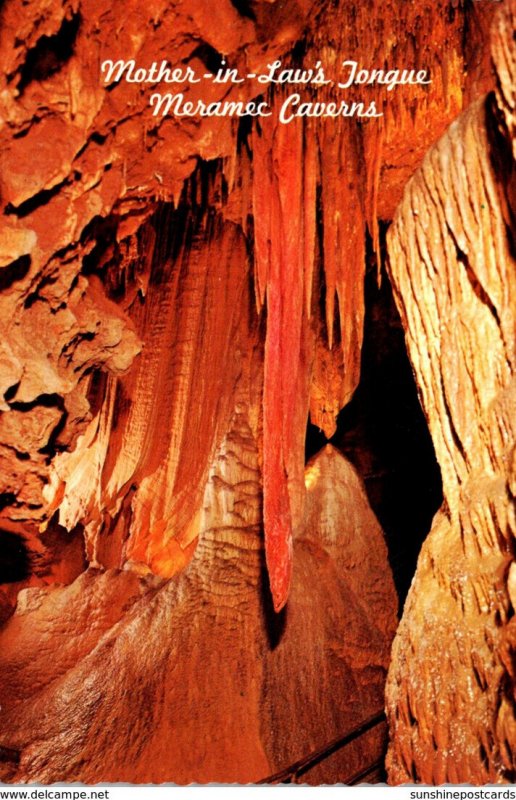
(386, 1, 516, 784)
(0, 0, 513, 785)
(0, 435, 397, 783)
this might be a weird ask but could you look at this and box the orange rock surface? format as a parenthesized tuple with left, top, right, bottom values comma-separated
(385, 2, 516, 783)
(0, 436, 396, 783)
(0, 0, 513, 785)
(0, 0, 495, 598)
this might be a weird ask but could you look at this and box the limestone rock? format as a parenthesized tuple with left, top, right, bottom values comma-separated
(0, 0, 512, 784)
(0, 416, 396, 784)
(0, 0, 497, 604)
(385, 4, 516, 782)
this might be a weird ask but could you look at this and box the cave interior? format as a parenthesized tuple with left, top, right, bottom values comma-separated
(0, 0, 514, 786)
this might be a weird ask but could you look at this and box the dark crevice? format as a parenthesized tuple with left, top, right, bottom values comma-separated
(3, 383, 20, 404)
(31, 517, 87, 579)
(441, 376, 468, 468)
(485, 91, 516, 258)
(305, 421, 326, 458)
(13, 121, 39, 140)
(454, 239, 501, 329)
(0, 443, 30, 461)
(5, 177, 71, 219)
(86, 370, 108, 420)
(9, 393, 63, 413)
(228, 0, 256, 20)
(39, 408, 68, 458)
(81, 214, 121, 285)
(61, 330, 96, 362)
(24, 273, 59, 309)
(110, 380, 132, 434)
(306, 239, 443, 608)
(0, 530, 31, 583)
(0, 494, 17, 512)
(4, 394, 67, 459)
(15, 13, 81, 94)
(291, 38, 308, 64)
(90, 131, 108, 146)
(237, 114, 254, 158)
(73, 130, 109, 163)
(0, 255, 31, 291)
(190, 42, 225, 74)
(260, 554, 288, 649)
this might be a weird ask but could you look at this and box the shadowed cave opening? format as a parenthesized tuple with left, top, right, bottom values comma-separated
(306, 248, 443, 609)
(0, 531, 31, 584)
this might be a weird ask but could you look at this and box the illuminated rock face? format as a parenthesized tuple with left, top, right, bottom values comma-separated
(0, 0, 513, 785)
(0, 439, 396, 784)
(385, 2, 516, 783)
(0, 0, 495, 604)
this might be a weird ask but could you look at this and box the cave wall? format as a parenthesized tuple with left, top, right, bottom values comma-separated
(0, 0, 496, 610)
(0, 0, 513, 785)
(386, 1, 516, 783)
(0, 427, 398, 783)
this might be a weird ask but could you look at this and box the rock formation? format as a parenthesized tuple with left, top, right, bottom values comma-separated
(0, 0, 513, 785)
(0, 0, 496, 608)
(386, 0, 516, 784)
(0, 438, 397, 783)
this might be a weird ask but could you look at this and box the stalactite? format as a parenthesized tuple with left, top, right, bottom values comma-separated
(319, 116, 367, 401)
(303, 121, 318, 320)
(42, 193, 253, 580)
(253, 108, 312, 611)
(363, 121, 384, 280)
(248, 0, 497, 604)
(0, 0, 512, 787)
(0, 0, 496, 607)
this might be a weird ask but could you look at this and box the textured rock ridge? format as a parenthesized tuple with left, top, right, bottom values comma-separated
(385, 3, 516, 784)
(0, 432, 396, 783)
